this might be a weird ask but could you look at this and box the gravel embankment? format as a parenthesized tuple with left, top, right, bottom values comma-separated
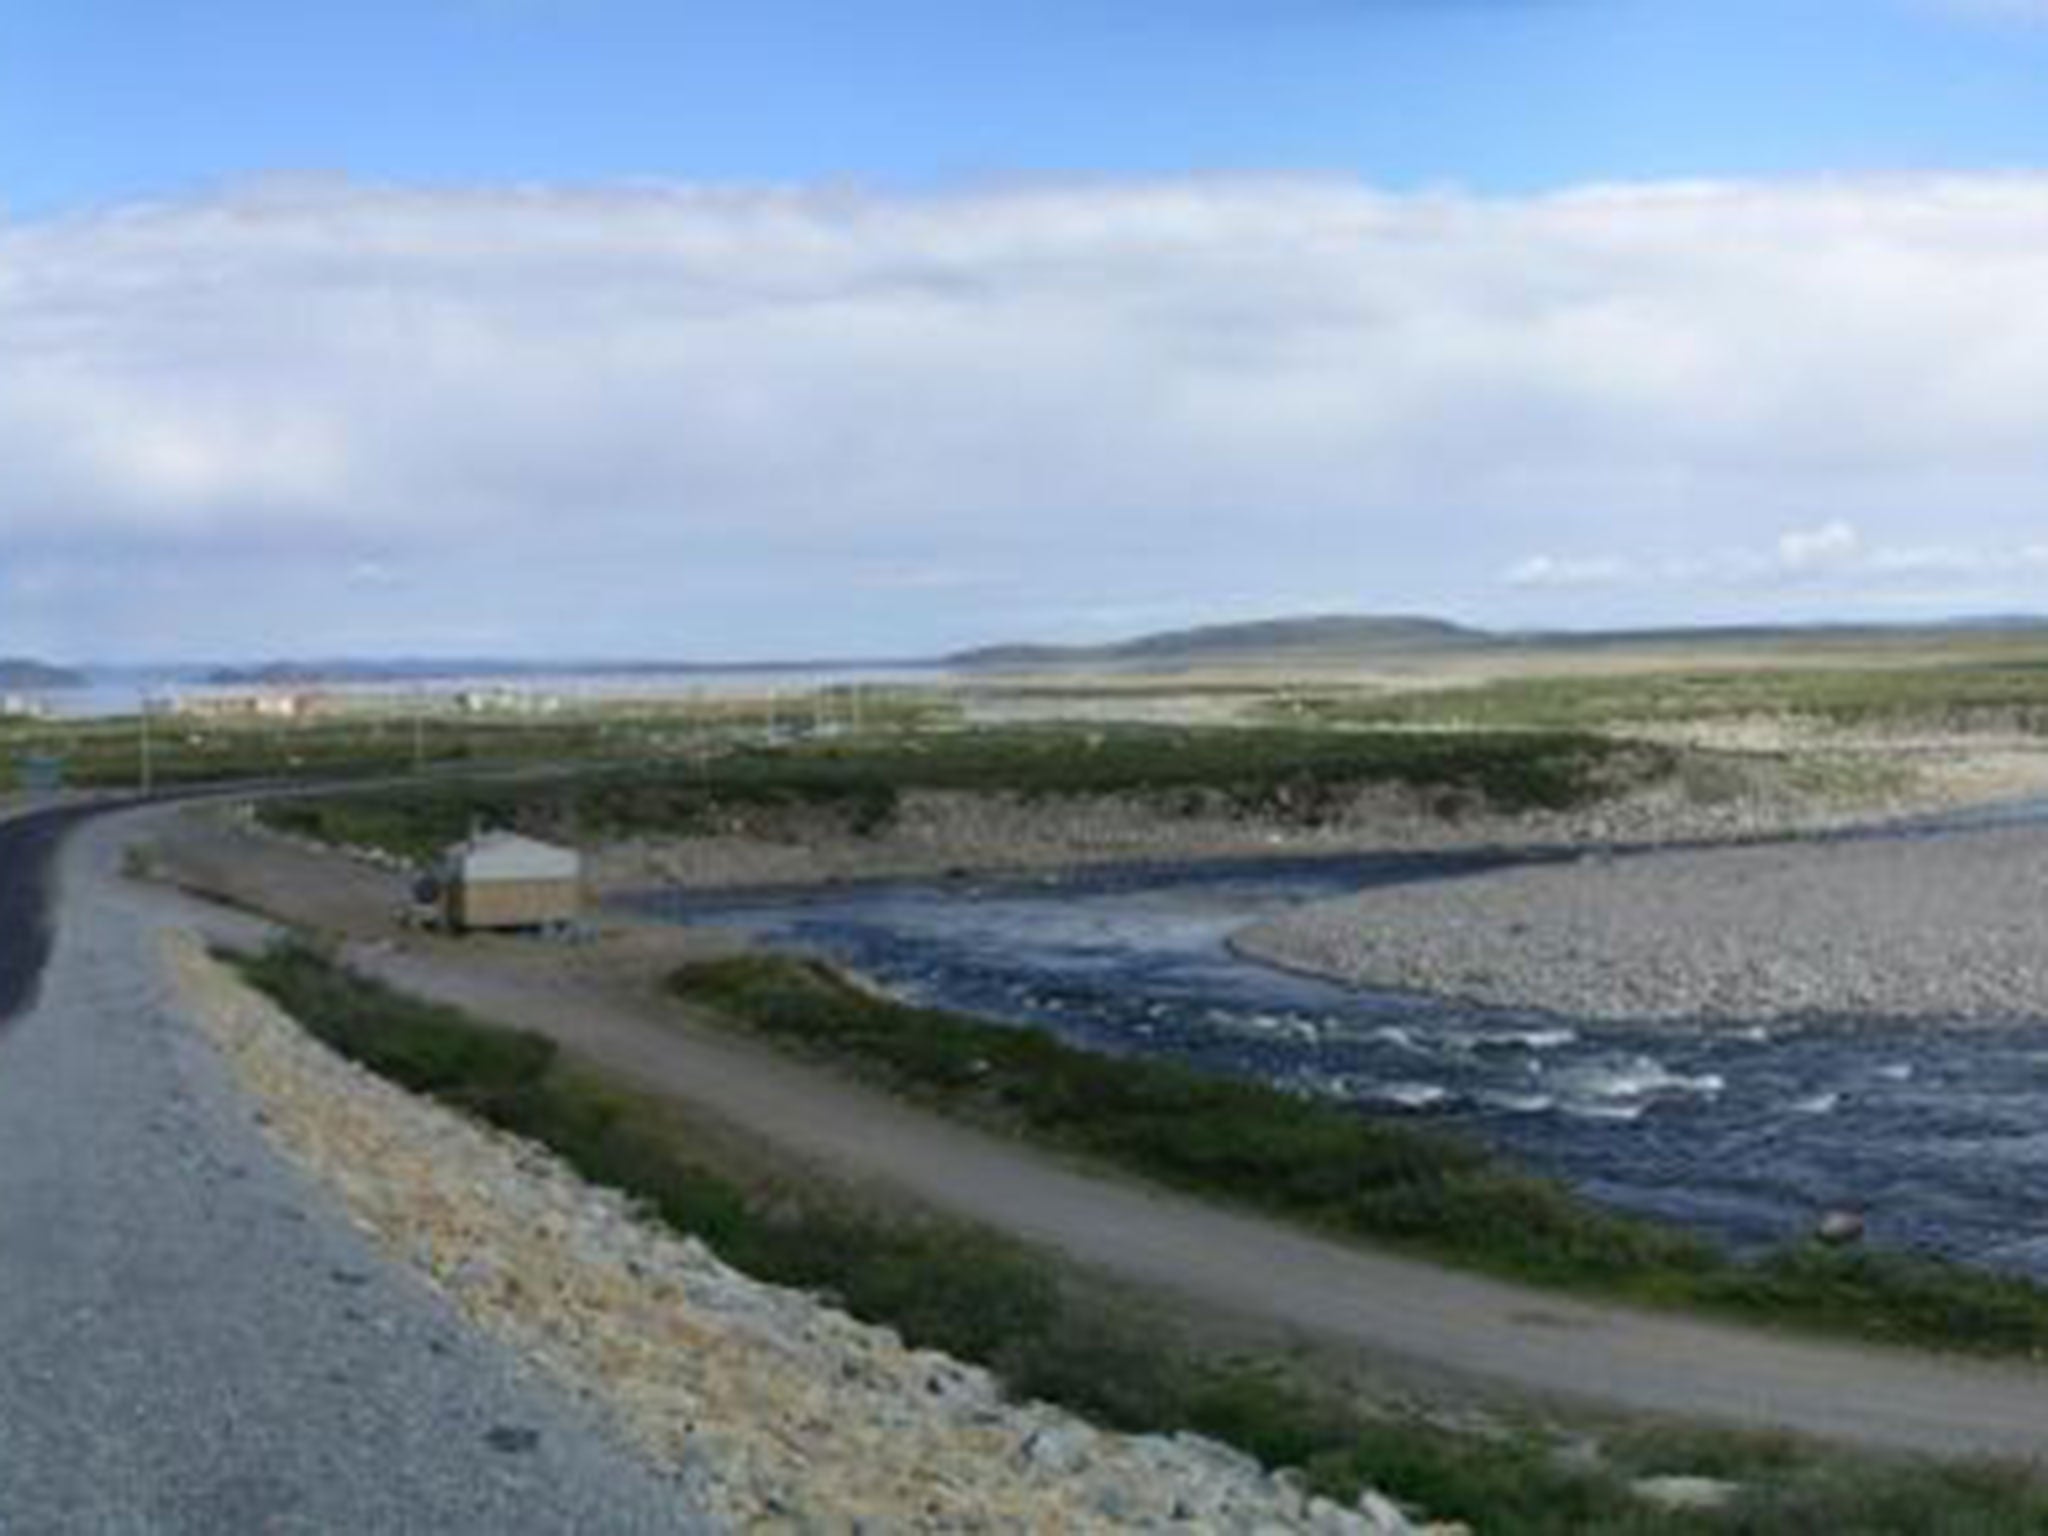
(1236, 820, 2048, 1024)
(590, 778, 1906, 893)
(172, 935, 1431, 1533)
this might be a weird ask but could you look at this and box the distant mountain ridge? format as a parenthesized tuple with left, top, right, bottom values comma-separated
(0, 659, 85, 690)
(183, 610, 2048, 684)
(943, 611, 2048, 671)
(947, 615, 1490, 670)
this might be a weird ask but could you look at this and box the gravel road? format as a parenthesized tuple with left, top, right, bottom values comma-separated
(1237, 818, 2048, 1023)
(0, 803, 105, 1022)
(0, 807, 707, 1533)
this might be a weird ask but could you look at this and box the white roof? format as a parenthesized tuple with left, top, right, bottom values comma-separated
(451, 832, 581, 883)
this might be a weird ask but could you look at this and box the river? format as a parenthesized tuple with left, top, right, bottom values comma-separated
(633, 820, 2048, 1278)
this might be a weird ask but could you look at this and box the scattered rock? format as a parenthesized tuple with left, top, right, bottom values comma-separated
(1631, 1473, 1742, 1512)
(1816, 1209, 1866, 1247)
(1238, 817, 2048, 1025)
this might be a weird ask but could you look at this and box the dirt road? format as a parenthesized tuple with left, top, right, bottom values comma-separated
(148, 803, 2048, 1463)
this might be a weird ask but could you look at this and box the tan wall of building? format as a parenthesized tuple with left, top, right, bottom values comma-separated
(448, 877, 581, 932)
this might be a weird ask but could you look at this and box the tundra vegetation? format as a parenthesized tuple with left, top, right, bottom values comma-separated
(0, 689, 950, 790)
(254, 724, 1669, 862)
(1281, 662, 2048, 735)
(668, 954, 2048, 1356)
(234, 939, 2048, 1534)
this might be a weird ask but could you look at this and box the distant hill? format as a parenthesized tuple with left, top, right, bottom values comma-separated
(949, 612, 2048, 672)
(0, 659, 84, 690)
(190, 611, 2048, 688)
(947, 615, 1493, 671)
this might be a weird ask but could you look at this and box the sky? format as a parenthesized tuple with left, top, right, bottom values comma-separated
(8, 2, 2048, 660)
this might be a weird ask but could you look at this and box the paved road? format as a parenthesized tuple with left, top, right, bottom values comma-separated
(0, 804, 109, 1024)
(0, 805, 706, 1533)
(139, 804, 2048, 1463)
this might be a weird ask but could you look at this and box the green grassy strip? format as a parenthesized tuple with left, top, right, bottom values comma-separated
(1283, 664, 2048, 735)
(4, 692, 955, 792)
(256, 724, 1671, 862)
(229, 938, 2048, 1533)
(668, 954, 2048, 1357)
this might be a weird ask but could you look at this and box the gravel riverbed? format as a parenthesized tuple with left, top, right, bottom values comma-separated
(1236, 818, 2048, 1024)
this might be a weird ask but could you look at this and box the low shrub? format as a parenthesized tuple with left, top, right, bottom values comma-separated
(256, 724, 1668, 861)
(670, 953, 2048, 1356)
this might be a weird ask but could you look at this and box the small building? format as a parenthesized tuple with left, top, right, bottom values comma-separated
(173, 689, 323, 720)
(440, 832, 583, 933)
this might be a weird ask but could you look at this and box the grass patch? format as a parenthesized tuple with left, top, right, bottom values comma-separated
(6, 689, 956, 792)
(230, 937, 2048, 1533)
(668, 954, 2048, 1358)
(256, 723, 1672, 862)
(1286, 664, 2048, 736)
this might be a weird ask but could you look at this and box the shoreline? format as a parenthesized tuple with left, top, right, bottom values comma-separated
(221, 735, 2048, 1030)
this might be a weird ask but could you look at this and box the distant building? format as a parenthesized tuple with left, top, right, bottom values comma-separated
(0, 695, 48, 720)
(454, 687, 563, 716)
(439, 832, 583, 933)
(172, 689, 324, 720)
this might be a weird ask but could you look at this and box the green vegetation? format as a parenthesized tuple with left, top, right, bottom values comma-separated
(670, 954, 2048, 1357)
(1286, 663, 2048, 735)
(232, 937, 2048, 1532)
(256, 724, 1669, 862)
(3, 688, 951, 792)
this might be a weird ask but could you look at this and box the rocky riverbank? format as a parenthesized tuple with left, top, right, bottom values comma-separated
(586, 743, 2048, 893)
(1235, 817, 2048, 1025)
(169, 933, 1436, 1533)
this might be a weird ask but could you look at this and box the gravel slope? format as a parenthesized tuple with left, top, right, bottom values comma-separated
(1236, 820, 2048, 1023)
(0, 811, 706, 1533)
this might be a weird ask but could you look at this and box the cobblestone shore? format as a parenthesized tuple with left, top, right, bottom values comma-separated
(1235, 819, 2048, 1024)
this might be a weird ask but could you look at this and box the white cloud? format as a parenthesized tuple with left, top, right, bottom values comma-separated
(1509, 526, 2048, 605)
(1865, 544, 1991, 575)
(1777, 520, 1863, 572)
(1505, 554, 1632, 588)
(10, 172, 2048, 656)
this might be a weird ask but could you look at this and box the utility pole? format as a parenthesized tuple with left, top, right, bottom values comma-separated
(412, 693, 426, 776)
(138, 695, 154, 795)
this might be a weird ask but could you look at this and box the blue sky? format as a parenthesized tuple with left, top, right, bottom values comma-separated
(8, 1, 2048, 660)
(10, 0, 2048, 211)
